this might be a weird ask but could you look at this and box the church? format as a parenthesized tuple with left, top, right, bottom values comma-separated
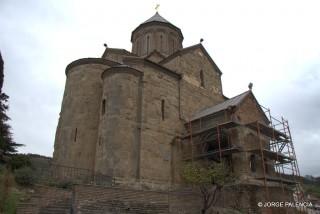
(52, 12, 301, 213)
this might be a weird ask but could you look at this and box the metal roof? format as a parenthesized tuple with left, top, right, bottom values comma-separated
(131, 12, 183, 42)
(191, 91, 251, 121)
(143, 12, 171, 24)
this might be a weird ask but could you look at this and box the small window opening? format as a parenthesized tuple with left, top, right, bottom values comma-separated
(161, 99, 165, 121)
(102, 99, 106, 115)
(160, 35, 163, 51)
(74, 128, 78, 142)
(250, 154, 256, 172)
(264, 158, 269, 174)
(147, 35, 150, 54)
(137, 40, 141, 55)
(200, 70, 205, 87)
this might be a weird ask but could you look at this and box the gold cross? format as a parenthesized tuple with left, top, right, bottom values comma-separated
(155, 4, 160, 11)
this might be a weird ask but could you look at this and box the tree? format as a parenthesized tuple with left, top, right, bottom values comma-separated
(0, 52, 22, 159)
(181, 161, 235, 214)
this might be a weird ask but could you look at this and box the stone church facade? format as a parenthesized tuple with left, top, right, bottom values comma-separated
(53, 12, 225, 183)
(52, 12, 301, 212)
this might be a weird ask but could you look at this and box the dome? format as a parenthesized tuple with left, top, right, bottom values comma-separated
(131, 12, 184, 57)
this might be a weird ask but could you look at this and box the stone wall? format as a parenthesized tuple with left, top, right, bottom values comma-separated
(53, 60, 111, 171)
(95, 66, 143, 179)
(130, 62, 182, 184)
(235, 94, 268, 125)
(131, 25, 183, 57)
(215, 184, 295, 214)
(161, 46, 225, 120)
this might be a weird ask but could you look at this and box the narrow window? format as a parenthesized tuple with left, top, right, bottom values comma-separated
(137, 40, 140, 55)
(74, 128, 78, 142)
(102, 99, 106, 115)
(161, 99, 165, 121)
(169, 38, 174, 54)
(146, 35, 150, 54)
(160, 35, 163, 51)
(200, 70, 205, 87)
(264, 158, 269, 174)
(250, 154, 256, 172)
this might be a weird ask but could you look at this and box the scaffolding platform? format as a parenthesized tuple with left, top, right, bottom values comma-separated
(248, 148, 294, 163)
(254, 175, 298, 185)
(181, 121, 240, 139)
(246, 122, 289, 140)
(183, 146, 241, 161)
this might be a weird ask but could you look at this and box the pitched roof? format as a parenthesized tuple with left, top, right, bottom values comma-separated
(160, 43, 222, 75)
(102, 48, 136, 58)
(191, 91, 251, 121)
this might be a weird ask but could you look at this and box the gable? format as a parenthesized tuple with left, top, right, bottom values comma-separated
(160, 44, 223, 96)
(235, 92, 269, 125)
(160, 44, 222, 75)
(145, 50, 166, 63)
(190, 90, 269, 124)
(102, 48, 135, 63)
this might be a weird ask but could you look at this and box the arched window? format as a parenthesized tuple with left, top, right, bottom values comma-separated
(250, 154, 256, 172)
(200, 70, 205, 87)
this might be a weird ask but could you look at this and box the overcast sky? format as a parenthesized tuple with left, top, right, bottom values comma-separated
(0, 0, 319, 176)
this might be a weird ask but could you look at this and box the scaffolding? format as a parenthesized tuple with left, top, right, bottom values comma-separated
(181, 105, 303, 212)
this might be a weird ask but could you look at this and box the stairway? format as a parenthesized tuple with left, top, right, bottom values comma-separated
(74, 185, 169, 214)
(17, 185, 72, 214)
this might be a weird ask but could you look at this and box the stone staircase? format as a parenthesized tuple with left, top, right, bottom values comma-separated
(17, 185, 72, 214)
(17, 184, 201, 214)
(73, 185, 169, 214)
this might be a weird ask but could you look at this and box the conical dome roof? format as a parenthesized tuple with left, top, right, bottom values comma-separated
(143, 12, 171, 24)
(131, 12, 183, 42)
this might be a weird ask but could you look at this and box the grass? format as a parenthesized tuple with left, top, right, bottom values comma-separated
(3, 189, 20, 214)
(0, 165, 24, 214)
(304, 183, 320, 198)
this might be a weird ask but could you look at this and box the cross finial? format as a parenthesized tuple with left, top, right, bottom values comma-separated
(155, 4, 160, 12)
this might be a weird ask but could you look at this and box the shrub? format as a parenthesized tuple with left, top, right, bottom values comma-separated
(3, 190, 19, 214)
(14, 167, 36, 186)
(56, 180, 74, 189)
(9, 154, 31, 170)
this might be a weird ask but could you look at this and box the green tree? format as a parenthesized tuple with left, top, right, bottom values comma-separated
(0, 52, 22, 159)
(0, 52, 4, 93)
(181, 161, 234, 214)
